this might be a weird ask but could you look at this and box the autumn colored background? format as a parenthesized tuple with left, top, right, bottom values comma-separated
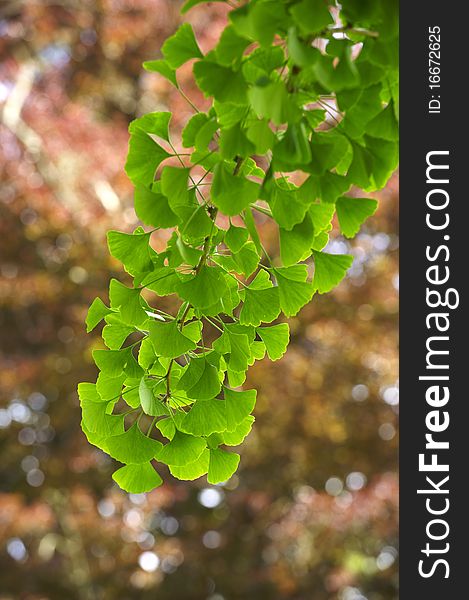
(0, 1, 398, 599)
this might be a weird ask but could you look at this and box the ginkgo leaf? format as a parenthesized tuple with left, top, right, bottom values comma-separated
(109, 279, 148, 326)
(336, 196, 378, 238)
(107, 230, 152, 275)
(86, 297, 111, 333)
(366, 102, 398, 141)
(224, 329, 251, 372)
(139, 378, 169, 416)
(169, 448, 210, 480)
(312, 250, 353, 293)
(224, 387, 256, 431)
(225, 225, 249, 253)
(211, 163, 260, 216)
(134, 185, 179, 228)
(113, 462, 163, 493)
(279, 213, 315, 266)
(149, 320, 197, 359)
(274, 265, 315, 317)
(105, 423, 163, 464)
(177, 356, 222, 400)
(162, 23, 203, 68)
(239, 271, 280, 327)
(182, 113, 209, 148)
(266, 181, 309, 230)
(193, 60, 248, 104)
(93, 348, 130, 377)
(220, 415, 255, 446)
(207, 448, 240, 484)
(125, 120, 171, 186)
(179, 398, 227, 436)
(177, 266, 228, 309)
(215, 24, 250, 65)
(102, 323, 134, 350)
(157, 431, 207, 466)
(256, 323, 290, 361)
(96, 371, 126, 402)
(143, 59, 177, 87)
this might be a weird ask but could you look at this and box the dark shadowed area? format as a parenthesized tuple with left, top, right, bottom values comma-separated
(0, 1, 398, 599)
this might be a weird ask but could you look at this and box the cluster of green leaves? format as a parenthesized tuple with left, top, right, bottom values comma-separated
(79, 0, 398, 493)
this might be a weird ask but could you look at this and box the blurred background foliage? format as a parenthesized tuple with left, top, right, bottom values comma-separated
(0, 1, 398, 599)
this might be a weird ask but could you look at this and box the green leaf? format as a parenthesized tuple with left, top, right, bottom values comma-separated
(177, 266, 228, 309)
(256, 323, 290, 361)
(78, 382, 101, 403)
(96, 371, 125, 402)
(290, 0, 333, 34)
(125, 130, 170, 187)
(300, 173, 351, 204)
(366, 102, 398, 141)
(109, 279, 148, 326)
(347, 141, 373, 189)
(207, 448, 240, 484)
(106, 423, 163, 464)
(157, 430, 207, 466)
(139, 378, 168, 416)
(107, 230, 152, 275)
(279, 213, 315, 266)
(160, 166, 190, 210)
(218, 415, 254, 446)
(179, 398, 227, 436)
(178, 356, 222, 400)
(182, 113, 209, 148)
(169, 448, 210, 480)
(211, 163, 260, 216)
(219, 124, 255, 160)
(128, 112, 171, 141)
(102, 323, 134, 350)
(336, 196, 378, 238)
(215, 25, 250, 65)
(308, 201, 336, 232)
(245, 117, 274, 154)
(134, 185, 179, 228)
(274, 122, 312, 169)
(224, 387, 256, 430)
(143, 59, 177, 87)
(239, 271, 280, 327)
(93, 347, 130, 377)
(312, 250, 353, 293)
(274, 265, 315, 317)
(86, 297, 111, 333)
(215, 327, 251, 372)
(149, 320, 197, 359)
(225, 225, 248, 253)
(265, 180, 309, 230)
(249, 81, 299, 125)
(113, 462, 163, 493)
(162, 23, 203, 68)
(364, 136, 398, 190)
(193, 60, 248, 104)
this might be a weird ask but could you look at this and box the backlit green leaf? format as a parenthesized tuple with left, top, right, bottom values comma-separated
(106, 423, 163, 464)
(113, 462, 163, 493)
(157, 430, 207, 466)
(207, 448, 240, 484)
(162, 23, 203, 68)
(149, 320, 197, 359)
(312, 250, 353, 293)
(257, 323, 290, 361)
(336, 196, 378, 238)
